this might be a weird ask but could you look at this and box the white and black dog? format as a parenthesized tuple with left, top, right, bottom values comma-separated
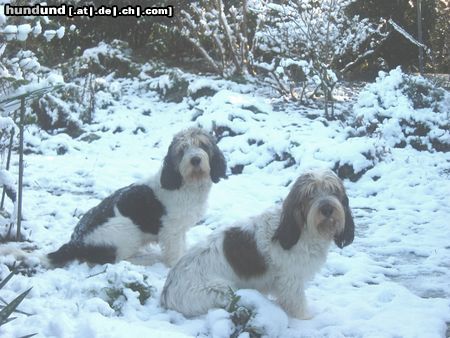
(161, 169, 354, 318)
(46, 127, 226, 267)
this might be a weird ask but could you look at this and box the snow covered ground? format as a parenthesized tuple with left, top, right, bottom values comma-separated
(0, 67, 449, 338)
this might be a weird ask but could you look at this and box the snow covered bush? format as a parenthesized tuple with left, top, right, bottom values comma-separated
(187, 79, 220, 100)
(194, 90, 296, 175)
(31, 85, 84, 137)
(137, 63, 191, 103)
(149, 71, 189, 103)
(176, 0, 261, 77)
(192, 87, 389, 180)
(330, 137, 389, 182)
(204, 289, 289, 338)
(0, 117, 17, 240)
(222, 289, 288, 338)
(1, 1, 70, 159)
(353, 67, 450, 152)
(32, 41, 137, 135)
(0, 3, 65, 96)
(0, 117, 15, 157)
(88, 265, 155, 316)
(254, 0, 387, 113)
(61, 40, 138, 79)
(46, 0, 175, 58)
(101, 278, 154, 315)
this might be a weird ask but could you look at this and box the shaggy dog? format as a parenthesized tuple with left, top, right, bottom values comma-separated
(161, 169, 354, 318)
(46, 127, 226, 267)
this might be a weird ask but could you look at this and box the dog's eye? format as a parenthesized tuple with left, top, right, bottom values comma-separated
(199, 142, 209, 152)
(176, 146, 186, 156)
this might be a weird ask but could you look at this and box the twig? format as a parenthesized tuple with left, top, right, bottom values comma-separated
(87, 267, 108, 279)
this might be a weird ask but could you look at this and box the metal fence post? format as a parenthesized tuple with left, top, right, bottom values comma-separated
(16, 97, 25, 240)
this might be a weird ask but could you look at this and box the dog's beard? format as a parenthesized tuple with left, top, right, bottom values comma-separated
(179, 151, 211, 183)
(183, 164, 211, 183)
(187, 168, 209, 180)
(317, 218, 340, 239)
(308, 200, 345, 240)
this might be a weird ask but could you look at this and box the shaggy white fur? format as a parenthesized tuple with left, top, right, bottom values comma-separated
(161, 169, 354, 317)
(0, 127, 228, 268)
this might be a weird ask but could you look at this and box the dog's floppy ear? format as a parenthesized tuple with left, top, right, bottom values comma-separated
(273, 193, 304, 250)
(160, 143, 182, 190)
(334, 194, 355, 248)
(209, 137, 227, 183)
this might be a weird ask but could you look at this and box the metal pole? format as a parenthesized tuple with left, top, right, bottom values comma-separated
(17, 97, 25, 241)
(0, 110, 16, 209)
(417, 0, 424, 74)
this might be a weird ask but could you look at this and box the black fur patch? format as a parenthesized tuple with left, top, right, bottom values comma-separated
(334, 195, 355, 248)
(208, 135, 227, 183)
(160, 142, 183, 190)
(47, 243, 116, 267)
(273, 208, 302, 250)
(50, 184, 166, 266)
(116, 184, 166, 234)
(70, 188, 120, 242)
(223, 227, 267, 279)
(70, 184, 165, 242)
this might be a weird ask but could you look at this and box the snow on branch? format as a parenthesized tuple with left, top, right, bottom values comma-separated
(388, 19, 430, 53)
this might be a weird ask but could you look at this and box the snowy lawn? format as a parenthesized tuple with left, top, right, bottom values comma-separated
(0, 69, 449, 338)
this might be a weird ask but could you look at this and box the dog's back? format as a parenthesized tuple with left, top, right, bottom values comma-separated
(160, 230, 235, 317)
(47, 184, 165, 266)
(160, 209, 279, 317)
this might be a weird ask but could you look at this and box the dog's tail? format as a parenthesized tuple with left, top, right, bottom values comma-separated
(1, 242, 116, 268)
(0, 242, 78, 268)
(46, 243, 79, 267)
(47, 242, 117, 266)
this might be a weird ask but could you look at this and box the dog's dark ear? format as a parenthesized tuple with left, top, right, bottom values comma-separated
(273, 197, 304, 250)
(209, 139, 227, 183)
(160, 143, 182, 190)
(334, 194, 355, 248)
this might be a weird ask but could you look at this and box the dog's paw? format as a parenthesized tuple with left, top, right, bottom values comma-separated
(296, 308, 314, 320)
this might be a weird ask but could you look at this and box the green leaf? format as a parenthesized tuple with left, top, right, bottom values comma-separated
(1, 316, 17, 325)
(0, 268, 17, 290)
(0, 287, 32, 326)
(19, 333, 37, 338)
(226, 287, 241, 313)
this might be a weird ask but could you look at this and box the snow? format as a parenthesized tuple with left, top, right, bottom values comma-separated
(56, 26, 65, 39)
(2, 25, 17, 41)
(0, 67, 449, 338)
(235, 289, 289, 337)
(33, 25, 63, 41)
(206, 309, 234, 338)
(353, 67, 450, 151)
(16, 24, 32, 41)
(32, 21, 42, 36)
(43, 30, 57, 42)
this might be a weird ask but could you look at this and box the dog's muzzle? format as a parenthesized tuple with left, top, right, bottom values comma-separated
(319, 202, 334, 218)
(181, 149, 210, 181)
(191, 156, 202, 167)
(313, 197, 345, 238)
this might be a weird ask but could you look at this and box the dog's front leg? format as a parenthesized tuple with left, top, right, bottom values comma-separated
(276, 281, 310, 319)
(159, 227, 186, 267)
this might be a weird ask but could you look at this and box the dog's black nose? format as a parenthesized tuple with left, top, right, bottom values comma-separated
(320, 203, 333, 217)
(191, 156, 201, 166)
